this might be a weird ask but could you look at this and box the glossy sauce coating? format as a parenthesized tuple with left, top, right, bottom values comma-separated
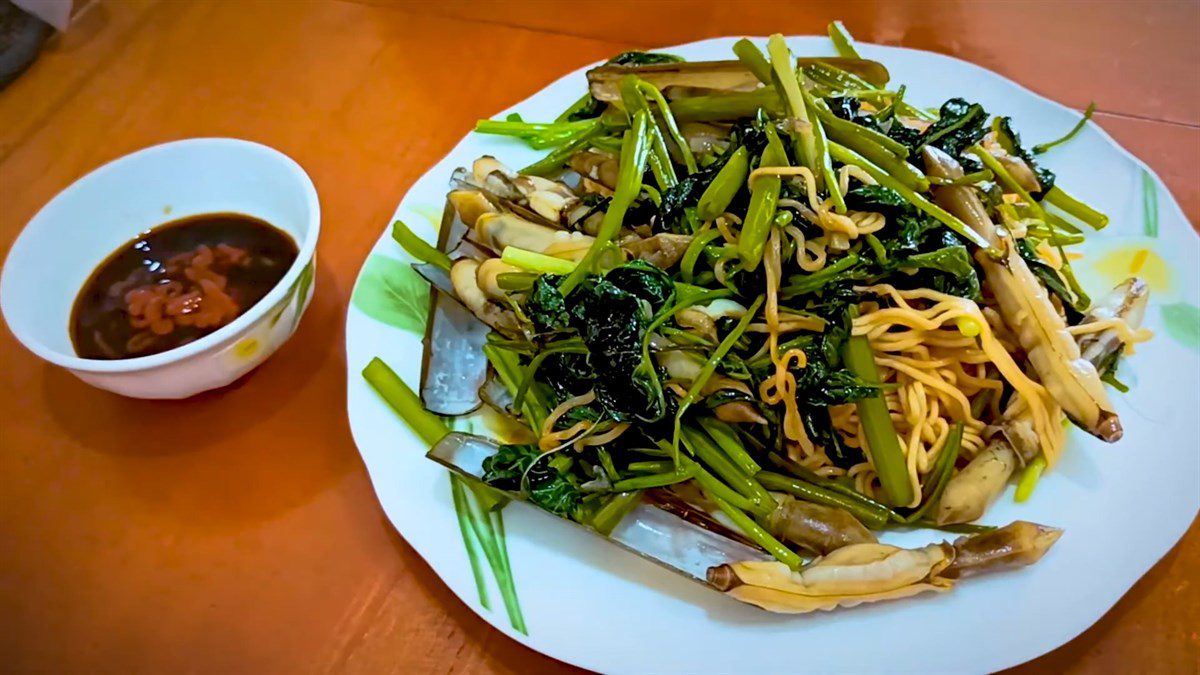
(70, 213, 297, 359)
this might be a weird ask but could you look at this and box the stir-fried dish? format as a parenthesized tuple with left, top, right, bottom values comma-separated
(378, 24, 1152, 613)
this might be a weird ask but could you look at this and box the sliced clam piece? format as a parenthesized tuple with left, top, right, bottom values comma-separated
(448, 189, 497, 228)
(475, 212, 595, 258)
(449, 258, 520, 335)
(568, 149, 620, 190)
(622, 233, 694, 269)
(476, 258, 522, 301)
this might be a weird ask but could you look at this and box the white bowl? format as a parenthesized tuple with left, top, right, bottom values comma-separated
(0, 138, 320, 399)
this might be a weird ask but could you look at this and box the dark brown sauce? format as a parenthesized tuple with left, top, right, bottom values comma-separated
(70, 213, 298, 360)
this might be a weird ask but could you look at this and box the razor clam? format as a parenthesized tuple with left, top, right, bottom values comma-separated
(707, 520, 1062, 613)
(936, 439, 1019, 525)
(427, 432, 769, 584)
(1077, 277, 1150, 370)
(924, 146, 1120, 441)
(418, 202, 491, 416)
(764, 495, 877, 555)
(942, 520, 1063, 579)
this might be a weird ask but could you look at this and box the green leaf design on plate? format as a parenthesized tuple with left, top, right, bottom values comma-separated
(290, 259, 315, 331)
(270, 259, 316, 329)
(449, 472, 527, 634)
(451, 474, 493, 611)
(351, 254, 429, 333)
(1161, 302, 1200, 352)
(413, 203, 445, 230)
(1142, 169, 1158, 238)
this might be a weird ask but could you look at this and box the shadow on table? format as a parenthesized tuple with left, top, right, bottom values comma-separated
(40, 257, 360, 531)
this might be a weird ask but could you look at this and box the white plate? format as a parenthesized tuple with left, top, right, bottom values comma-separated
(345, 36, 1200, 674)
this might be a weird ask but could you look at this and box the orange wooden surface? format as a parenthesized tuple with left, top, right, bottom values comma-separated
(0, 1, 1197, 672)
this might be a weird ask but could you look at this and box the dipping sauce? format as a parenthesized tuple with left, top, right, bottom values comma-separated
(70, 213, 298, 359)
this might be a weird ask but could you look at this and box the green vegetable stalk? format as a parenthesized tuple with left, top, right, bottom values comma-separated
(391, 220, 451, 272)
(801, 85, 846, 213)
(559, 109, 652, 296)
(590, 491, 644, 536)
(484, 344, 550, 431)
(512, 339, 589, 411)
(907, 520, 996, 535)
(681, 427, 775, 516)
(842, 328, 914, 507)
(636, 80, 698, 174)
(781, 254, 861, 297)
(738, 126, 788, 271)
(812, 101, 910, 158)
(495, 272, 538, 291)
(767, 34, 818, 179)
(620, 76, 677, 189)
(474, 118, 599, 149)
(613, 466, 694, 491)
(500, 246, 575, 275)
(876, 84, 905, 123)
(1045, 185, 1109, 230)
(1033, 102, 1095, 154)
(829, 141, 990, 249)
(673, 296, 765, 450)
(697, 417, 761, 476)
(554, 92, 598, 123)
(696, 146, 750, 221)
(704, 488, 803, 569)
(362, 357, 448, 446)
(803, 63, 933, 121)
(627, 460, 675, 473)
(901, 423, 963, 523)
(732, 38, 773, 84)
(646, 441, 760, 512)
(968, 146, 1047, 222)
(521, 123, 605, 176)
(929, 170, 993, 186)
(828, 21, 862, 59)
(669, 88, 784, 122)
(757, 471, 891, 529)
(680, 228, 726, 283)
(1015, 455, 1047, 502)
(818, 117, 929, 192)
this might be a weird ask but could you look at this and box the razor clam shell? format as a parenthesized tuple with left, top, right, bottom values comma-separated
(427, 432, 769, 583)
(418, 201, 490, 416)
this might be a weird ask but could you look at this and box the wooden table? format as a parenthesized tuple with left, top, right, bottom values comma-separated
(1, 1, 1197, 672)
